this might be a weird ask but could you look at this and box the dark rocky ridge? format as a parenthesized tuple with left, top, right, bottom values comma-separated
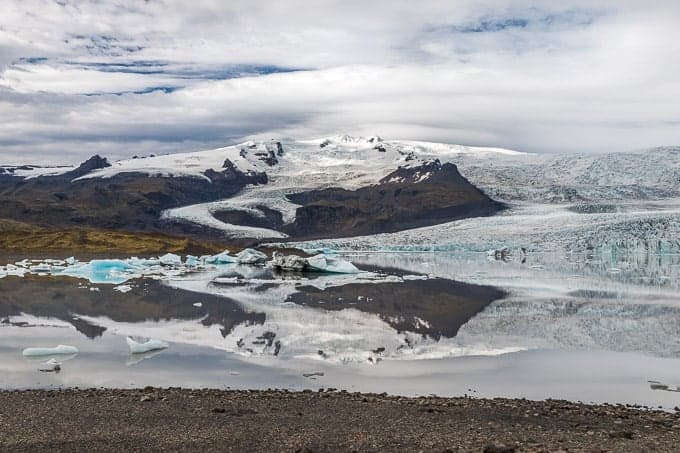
(281, 160, 505, 239)
(1, 153, 503, 244)
(0, 156, 266, 237)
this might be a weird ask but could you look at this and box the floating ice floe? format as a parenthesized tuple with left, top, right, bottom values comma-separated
(59, 259, 145, 284)
(305, 254, 360, 274)
(126, 336, 169, 354)
(22, 345, 79, 357)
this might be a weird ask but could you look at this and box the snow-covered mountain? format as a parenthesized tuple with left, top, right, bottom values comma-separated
(3, 136, 680, 250)
(0, 135, 512, 240)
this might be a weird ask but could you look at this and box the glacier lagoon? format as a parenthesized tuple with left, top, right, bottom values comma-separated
(2, 245, 680, 409)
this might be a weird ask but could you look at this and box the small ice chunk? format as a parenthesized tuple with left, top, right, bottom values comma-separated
(23, 345, 79, 357)
(39, 358, 61, 372)
(236, 248, 267, 265)
(159, 253, 182, 266)
(305, 254, 360, 274)
(193, 302, 203, 308)
(126, 336, 169, 354)
(113, 284, 133, 293)
(29, 263, 52, 273)
(402, 274, 428, 281)
(65, 256, 76, 265)
(89, 287, 100, 292)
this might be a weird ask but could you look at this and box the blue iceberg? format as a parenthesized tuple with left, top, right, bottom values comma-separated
(58, 259, 144, 284)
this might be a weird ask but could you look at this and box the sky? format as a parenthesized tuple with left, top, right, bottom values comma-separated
(1, 0, 679, 164)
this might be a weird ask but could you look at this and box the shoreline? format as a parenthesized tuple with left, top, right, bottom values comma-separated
(1, 388, 679, 452)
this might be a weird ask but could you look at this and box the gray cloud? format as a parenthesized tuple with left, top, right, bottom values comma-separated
(1, 0, 679, 164)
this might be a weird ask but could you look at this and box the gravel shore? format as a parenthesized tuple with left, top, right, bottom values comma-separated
(1, 389, 679, 452)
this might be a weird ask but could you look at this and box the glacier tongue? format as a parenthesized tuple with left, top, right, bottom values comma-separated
(283, 199, 680, 255)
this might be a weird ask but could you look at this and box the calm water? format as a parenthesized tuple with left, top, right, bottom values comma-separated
(2, 251, 680, 409)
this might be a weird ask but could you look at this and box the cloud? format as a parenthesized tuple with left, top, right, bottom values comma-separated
(0, 0, 679, 163)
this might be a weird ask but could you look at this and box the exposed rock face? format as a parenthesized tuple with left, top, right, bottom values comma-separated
(0, 155, 266, 235)
(64, 155, 111, 179)
(285, 161, 504, 239)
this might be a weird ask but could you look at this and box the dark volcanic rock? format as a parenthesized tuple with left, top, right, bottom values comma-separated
(285, 160, 504, 239)
(63, 155, 111, 179)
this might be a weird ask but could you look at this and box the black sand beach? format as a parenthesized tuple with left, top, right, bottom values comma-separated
(1, 389, 679, 452)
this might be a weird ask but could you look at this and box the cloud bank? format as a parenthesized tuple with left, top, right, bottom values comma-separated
(1, 0, 679, 163)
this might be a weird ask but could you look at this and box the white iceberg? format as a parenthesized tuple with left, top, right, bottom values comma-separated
(22, 345, 79, 357)
(305, 254, 360, 274)
(236, 248, 267, 265)
(159, 253, 182, 266)
(126, 336, 169, 354)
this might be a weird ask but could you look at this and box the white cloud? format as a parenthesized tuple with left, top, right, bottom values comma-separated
(0, 0, 679, 163)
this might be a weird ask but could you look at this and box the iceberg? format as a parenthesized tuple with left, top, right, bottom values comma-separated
(211, 250, 238, 264)
(22, 345, 79, 357)
(185, 255, 200, 267)
(58, 259, 143, 284)
(126, 336, 169, 354)
(236, 248, 267, 265)
(271, 252, 307, 271)
(305, 254, 360, 274)
(159, 253, 182, 266)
